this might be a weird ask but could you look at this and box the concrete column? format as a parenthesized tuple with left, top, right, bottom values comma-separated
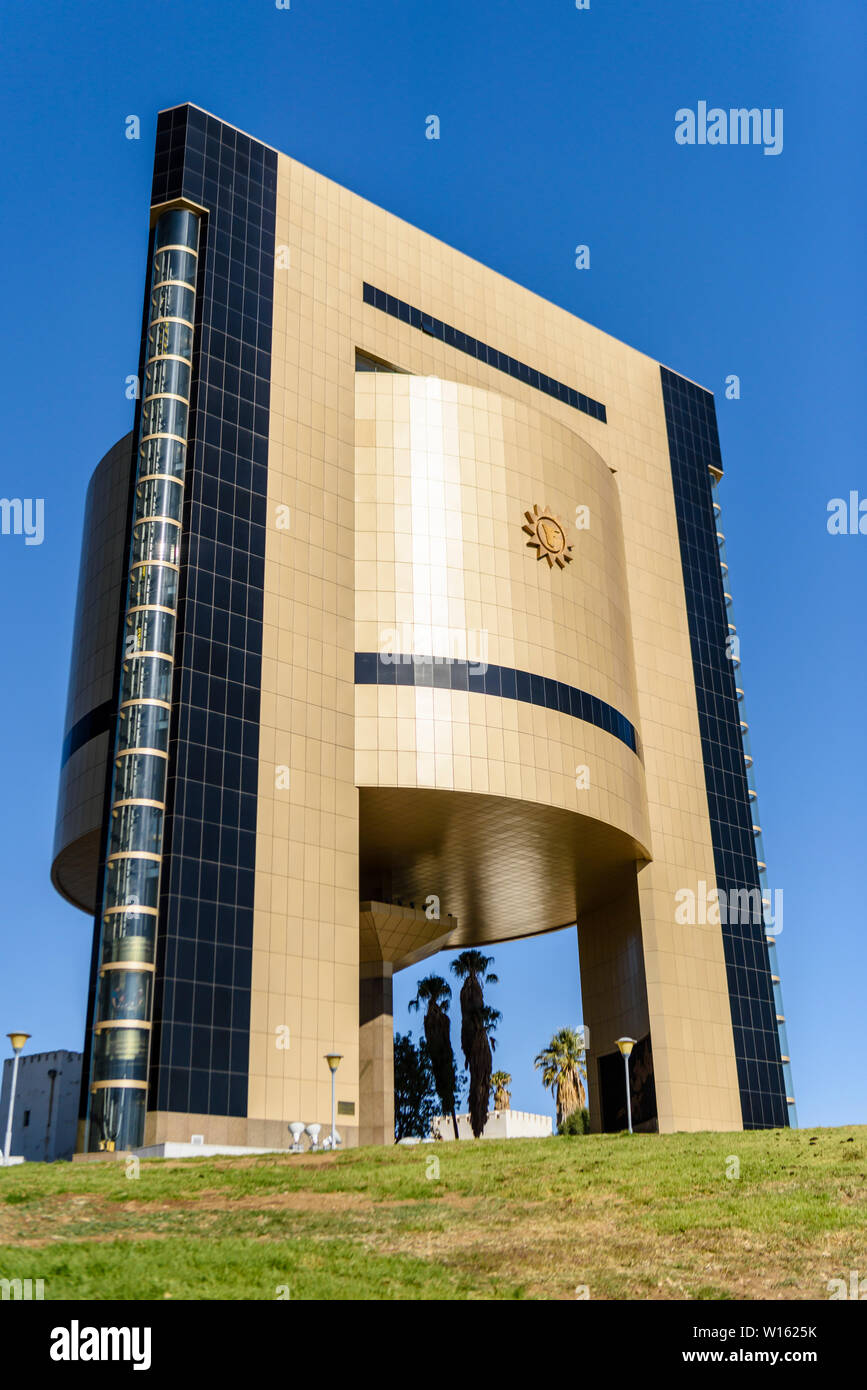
(357, 901, 459, 1147)
(577, 876, 652, 1133)
(358, 962, 394, 1146)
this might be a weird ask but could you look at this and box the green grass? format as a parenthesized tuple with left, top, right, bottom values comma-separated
(0, 1126, 864, 1300)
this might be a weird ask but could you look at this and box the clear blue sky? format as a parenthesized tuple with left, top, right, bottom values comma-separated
(0, 1, 863, 1129)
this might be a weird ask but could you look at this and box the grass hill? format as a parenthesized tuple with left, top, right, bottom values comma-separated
(1, 1126, 864, 1300)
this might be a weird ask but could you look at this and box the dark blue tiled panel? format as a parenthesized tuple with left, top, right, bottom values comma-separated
(355, 653, 638, 755)
(149, 105, 277, 1120)
(660, 365, 787, 1129)
(61, 700, 113, 765)
(362, 282, 606, 424)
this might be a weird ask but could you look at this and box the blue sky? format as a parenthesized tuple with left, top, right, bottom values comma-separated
(0, 0, 863, 1129)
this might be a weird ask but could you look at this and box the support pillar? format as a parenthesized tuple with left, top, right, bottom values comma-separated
(357, 901, 459, 1147)
(359, 962, 394, 1146)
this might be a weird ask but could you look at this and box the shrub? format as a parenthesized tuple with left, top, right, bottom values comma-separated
(557, 1107, 590, 1136)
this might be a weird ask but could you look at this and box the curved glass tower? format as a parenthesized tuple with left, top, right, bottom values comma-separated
(85, 207, 201, 1151)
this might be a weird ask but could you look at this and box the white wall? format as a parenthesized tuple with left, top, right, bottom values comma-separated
(0, 1051, 81, 1161)
(432, 1109, 553, 1141)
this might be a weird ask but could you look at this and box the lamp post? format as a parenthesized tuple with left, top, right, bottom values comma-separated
(3, 1033, 31, 1165)
(324, 1053, 343, 1151)
(615, 1037, 636, 1134)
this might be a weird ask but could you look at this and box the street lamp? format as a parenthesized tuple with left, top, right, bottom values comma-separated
(615, 1037, 636, 1134)
(3, 1032, 31, 1165)
(324, 1053, 343, 1152)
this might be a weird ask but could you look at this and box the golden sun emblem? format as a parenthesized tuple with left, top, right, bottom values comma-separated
(522, 504, 573, 569)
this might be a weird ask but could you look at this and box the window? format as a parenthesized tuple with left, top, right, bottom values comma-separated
(355, 350, 406, 374)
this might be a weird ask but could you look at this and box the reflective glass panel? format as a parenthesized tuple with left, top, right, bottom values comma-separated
(92, 1027, 150, 1083)
(125, 607, 175, 657)
(131, 518, 181, 566)
(134, 475, 183, 523)
(147, 318, 194, 362)
(97, 970, 153, 1023)
(128, 562, 178, 612)
(112, 751, 167, 805)
(108, 802, 163, 857)
(119, 654, 173, 703)
(99, 908, 157, 963)
(153, 246, 197, 288)
(103, 857, 161, 915)
(116, 701, 169, 754)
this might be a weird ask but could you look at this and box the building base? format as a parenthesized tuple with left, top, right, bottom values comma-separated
(134, 1142, 290, 1159)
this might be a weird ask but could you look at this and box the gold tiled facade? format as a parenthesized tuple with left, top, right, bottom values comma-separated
(55, 106, 750, 1149)
(248, 140, 741, 1138)
(353, 376, 650, 940)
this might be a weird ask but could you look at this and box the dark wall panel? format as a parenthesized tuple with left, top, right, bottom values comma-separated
(661, 365, 787, 1129)
(149, 105, 277, 1119)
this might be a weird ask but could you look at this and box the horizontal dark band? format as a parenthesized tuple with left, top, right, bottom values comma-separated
(61, 700, 113, 766)
(355, 653, 637, 753)
(362, 282, 607, 424)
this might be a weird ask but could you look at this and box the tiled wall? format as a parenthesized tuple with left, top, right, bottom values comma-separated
(246, 147, 361, 1142)
(146, 106, 277, 1135)
(53, 434, 133, 912)
(661, 366, 788, 1128)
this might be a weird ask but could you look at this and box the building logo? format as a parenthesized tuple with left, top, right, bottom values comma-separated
(522, 505, 573, 569)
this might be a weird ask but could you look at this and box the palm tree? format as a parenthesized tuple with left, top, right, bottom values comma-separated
(408, 974, 459, 1139)
(450, 950, 498, 1058)
(481, 1005, 502, 1052)
(534, 1027, 587, 1128)
(490, 1070, 512, 1111)
(450, 951, 498, 1139)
